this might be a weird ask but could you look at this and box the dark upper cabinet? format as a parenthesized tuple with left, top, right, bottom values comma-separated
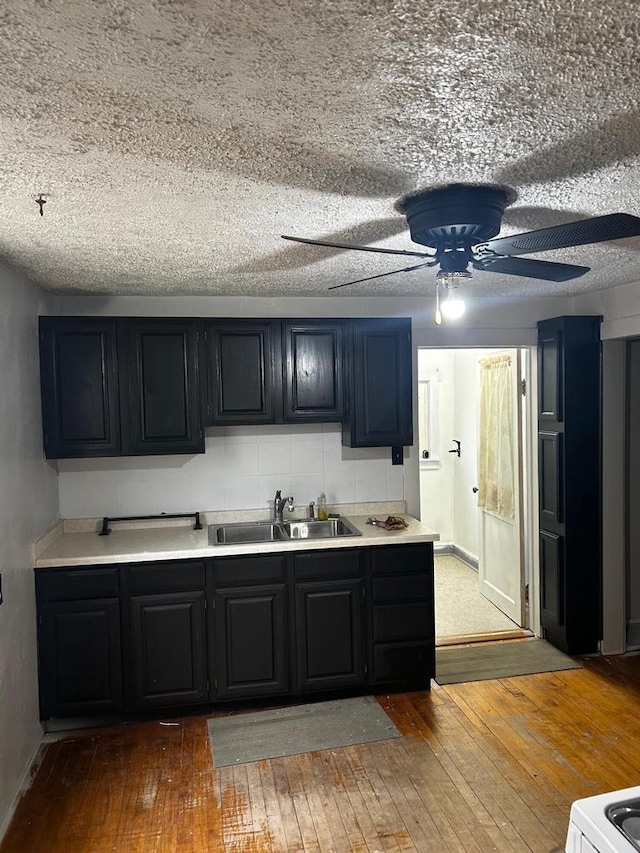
(205, 319, 345, 425)
(283, 321, 345, 421)
(39, 317, 204, 458)
(343, 318, 413, 448)
(205, 321, 279, 425)
(39, 317, 121, 458)
(537, 316, 601, 655)
(123, 319, 204, 455)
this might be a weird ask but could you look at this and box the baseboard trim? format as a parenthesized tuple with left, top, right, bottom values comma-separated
(0, 738, 44, 844)
(627, 619, 640, 650)
(434, 542, 478, 571)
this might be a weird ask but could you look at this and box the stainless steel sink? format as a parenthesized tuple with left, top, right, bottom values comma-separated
(282, 518, 361, 540)
(209, 517, 362, 545)
(209, 521, 288, 545)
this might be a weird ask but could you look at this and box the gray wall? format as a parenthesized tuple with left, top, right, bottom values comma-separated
(0, 266, 59, 835)
(627, 341, 640, 647)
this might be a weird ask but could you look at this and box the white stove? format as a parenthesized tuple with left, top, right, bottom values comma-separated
(567, 786, 640, 852)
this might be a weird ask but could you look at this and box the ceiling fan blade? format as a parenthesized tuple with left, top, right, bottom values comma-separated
(282, 235, 433, 259)
(477, 257, 590, 282)
(480, 213, 640, 257)
(328, 261, 434, 290)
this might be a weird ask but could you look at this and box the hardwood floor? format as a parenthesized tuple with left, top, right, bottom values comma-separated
(4, 654, 640, 852)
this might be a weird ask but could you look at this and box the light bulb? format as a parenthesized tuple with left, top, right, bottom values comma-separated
(440, 286, 466, 320)
(435, 269, 469, 323)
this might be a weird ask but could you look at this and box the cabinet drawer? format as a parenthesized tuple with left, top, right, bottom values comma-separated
(372, 641, 434, 684)
(294, 550, 363, 581)
(371, 544, 433, 575)
(372, 573, 432, 603)
(214, 555, 287, 586)
(36, 567, 120, 602)
(127, 560, 205, 594)
(372, 601, 433, 642)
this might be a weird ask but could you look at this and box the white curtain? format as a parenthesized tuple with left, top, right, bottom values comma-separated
(478, 354, 514, 519)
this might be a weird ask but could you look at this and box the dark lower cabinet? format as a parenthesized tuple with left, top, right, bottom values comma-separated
(38, 598, 123, 718)
(369, 544, 434, 688)
(295, 580, 365, 690)
(36, 542, 434, 719)
(129, 591, 207, 708)
(214, 585, 288, 699)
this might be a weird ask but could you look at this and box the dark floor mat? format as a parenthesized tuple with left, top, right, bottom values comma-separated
(207, 695, 400, 767)
(436, 638, 582, 684)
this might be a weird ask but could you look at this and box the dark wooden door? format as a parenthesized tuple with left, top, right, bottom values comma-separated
(537, 316, 601, 654)
(39, 317, 121, 458)
(295, 579, 365, 691)
(123, 320, 204, 455)
(283, 321, 345, 421)
(343, 318, 413, 447)
(214, 584, 288, 699)
(129, 591, 207, 708)
(38, 598, 123, 718)
(206, 321, 279, 424)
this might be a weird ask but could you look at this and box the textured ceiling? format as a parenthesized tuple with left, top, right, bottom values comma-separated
(2, 0, 640, 299)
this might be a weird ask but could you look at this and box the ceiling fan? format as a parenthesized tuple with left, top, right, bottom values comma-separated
(281, 183, 640, 324)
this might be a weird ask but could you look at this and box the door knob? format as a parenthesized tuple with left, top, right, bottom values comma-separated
(472, 486, 479, 493)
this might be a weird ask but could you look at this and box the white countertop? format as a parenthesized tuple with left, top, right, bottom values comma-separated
(34, 514, 440, 568)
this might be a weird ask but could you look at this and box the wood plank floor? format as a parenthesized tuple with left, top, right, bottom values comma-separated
(4, 654, 640, 852)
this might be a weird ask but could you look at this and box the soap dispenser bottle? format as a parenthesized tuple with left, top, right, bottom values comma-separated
(317, 492, 328, 521)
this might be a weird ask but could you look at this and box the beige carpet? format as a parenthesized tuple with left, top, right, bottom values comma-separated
(435, 554, 519, 639)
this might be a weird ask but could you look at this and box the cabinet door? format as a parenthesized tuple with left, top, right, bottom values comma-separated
(38, 598, 123, 718)
(295, 579, 365, 691)
(537, 316, 601, 654)
(124, 320, 204, 455)
(214, 585, 288, 699)
(343, 318, 413, 447)
(206, 321, 279, 424)
(39, 317, 121, 458)
(283, 321, 345, 421)
(370, 544, 435, 687)
(129, 591, 207, 708)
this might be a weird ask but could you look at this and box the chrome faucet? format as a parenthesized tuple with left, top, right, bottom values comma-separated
(274, 490, 294, 522)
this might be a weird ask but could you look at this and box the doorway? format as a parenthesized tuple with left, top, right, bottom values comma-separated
(417, 347, 535, 647)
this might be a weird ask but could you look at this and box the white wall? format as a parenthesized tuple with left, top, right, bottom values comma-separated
(417, 350, 455, 541)
(57, 424, 404, 518)
(452, 350, 482, 558)
(0, 265, 59, 835)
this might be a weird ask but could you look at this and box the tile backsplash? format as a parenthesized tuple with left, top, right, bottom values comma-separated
(57, 424, 405, 519)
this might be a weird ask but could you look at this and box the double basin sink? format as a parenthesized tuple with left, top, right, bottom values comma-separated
(210, 517, 361, 545)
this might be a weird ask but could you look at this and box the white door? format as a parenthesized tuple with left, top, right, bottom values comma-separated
(477, 350, 526, 626)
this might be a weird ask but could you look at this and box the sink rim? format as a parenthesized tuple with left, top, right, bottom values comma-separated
(208, 517, 362, 545)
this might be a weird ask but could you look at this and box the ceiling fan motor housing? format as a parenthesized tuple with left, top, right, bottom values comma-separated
(397, 183, 516, 248)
